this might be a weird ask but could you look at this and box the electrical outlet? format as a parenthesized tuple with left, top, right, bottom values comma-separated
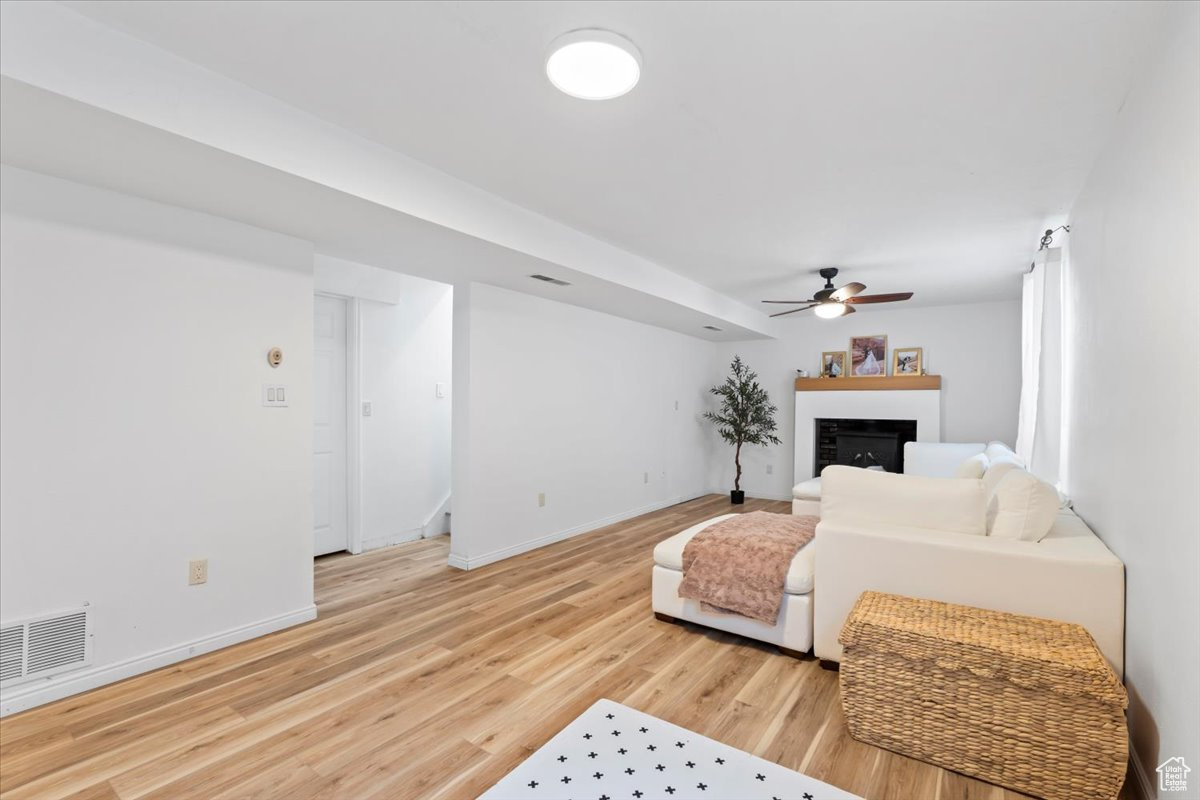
(538, 492, 546, 508)
(188, 559, 208, 586)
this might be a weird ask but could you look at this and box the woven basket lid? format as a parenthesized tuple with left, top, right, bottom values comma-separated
(839, 591, 1127, 707)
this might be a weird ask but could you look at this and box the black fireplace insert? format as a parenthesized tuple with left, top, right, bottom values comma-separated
(814, 418, 918, 475)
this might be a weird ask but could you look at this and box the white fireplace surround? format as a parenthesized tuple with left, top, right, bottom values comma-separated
(793, 389, 942, 483)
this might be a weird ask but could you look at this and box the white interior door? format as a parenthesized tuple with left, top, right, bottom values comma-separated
(313, 294, 348, 556)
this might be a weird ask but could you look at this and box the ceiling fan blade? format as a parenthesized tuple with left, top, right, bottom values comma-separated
(769, 304, 818, 317)
(844, 292, 914, 305)
(830, 282, 866, 302)
(761, 299, 818, 304)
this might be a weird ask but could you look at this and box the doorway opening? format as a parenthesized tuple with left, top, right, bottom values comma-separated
(311, 266, 453, 564)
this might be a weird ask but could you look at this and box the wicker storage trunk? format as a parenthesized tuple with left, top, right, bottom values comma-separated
(839, 592, 1127, 800)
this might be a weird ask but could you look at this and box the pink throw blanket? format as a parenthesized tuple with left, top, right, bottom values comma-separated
(678, 511, 818, 625)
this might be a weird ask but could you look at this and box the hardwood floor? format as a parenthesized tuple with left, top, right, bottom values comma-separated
(0, 495, 1137, 800)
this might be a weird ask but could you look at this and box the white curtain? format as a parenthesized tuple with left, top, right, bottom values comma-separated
(1015, 263, 1044, 465)
(1056, 240, 1071, 495)
(1016, 247, 1065, 488)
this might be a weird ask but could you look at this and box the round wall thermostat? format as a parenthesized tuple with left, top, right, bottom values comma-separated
(267, 347, 284, 368)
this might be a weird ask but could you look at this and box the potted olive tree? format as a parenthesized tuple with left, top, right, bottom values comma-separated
(704, 356, 781, 504)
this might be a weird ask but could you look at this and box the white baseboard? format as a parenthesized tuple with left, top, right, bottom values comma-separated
(448, 494, 704, 570)
(359, 499, 452, 552)
(1128, 742, 1156, 800)
(422, 494, 452, 539)
(0, 604, 316, 717)
(706, 487, 794, 503)
(361, 528, 423, 552)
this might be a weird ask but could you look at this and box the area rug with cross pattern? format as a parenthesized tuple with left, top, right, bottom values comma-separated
(478, 698, 862, 800)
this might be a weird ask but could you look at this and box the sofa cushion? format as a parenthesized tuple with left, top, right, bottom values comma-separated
(984, 441, 1023, 466)
(821, 465, 988, 536)
(903, 442, 986, 477)
(792, 477, 822, 501)
(653, 514, 815, 595)
(982, 456, 1023, 497)
(954, 453, 989, 479)
(987, 469, 1060, 542)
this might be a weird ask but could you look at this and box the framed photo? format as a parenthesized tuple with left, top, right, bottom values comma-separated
(893, 347, 923, 376)
(849, 335, 887, 377)
(821, 351, 847, 378)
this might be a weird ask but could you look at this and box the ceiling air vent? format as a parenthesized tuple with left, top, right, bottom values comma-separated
(529, 274, 571, 287)
(0, 606, 92, 688)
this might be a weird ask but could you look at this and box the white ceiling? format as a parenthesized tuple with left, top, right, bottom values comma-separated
(45, 1, 1171, 308)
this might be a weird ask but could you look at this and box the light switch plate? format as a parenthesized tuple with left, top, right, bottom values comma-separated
(262, 384, 288, 408)
(435, 382, 446, 398)
(362, 401, 373, 417)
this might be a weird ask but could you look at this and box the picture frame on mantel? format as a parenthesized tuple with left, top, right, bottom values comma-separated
(893, 347, 923, 376)
(821, 351, 846, 378)
(849, 335, 887, 377)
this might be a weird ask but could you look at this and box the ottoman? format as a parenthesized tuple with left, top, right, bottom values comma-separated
(651, 514, 815, 656)
(839, 591, 1128, 800)
(791, 477, 822, 516)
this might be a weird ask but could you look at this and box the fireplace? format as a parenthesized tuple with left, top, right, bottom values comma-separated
(793, 379, 940, 483)
(814, 418, 918, 475)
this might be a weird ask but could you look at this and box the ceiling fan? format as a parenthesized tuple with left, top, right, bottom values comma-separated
(762, 268, 914, 319)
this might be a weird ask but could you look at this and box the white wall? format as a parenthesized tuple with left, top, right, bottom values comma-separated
(707, 300, 1021, 499)
(314, 257, 454, 550)
(0, 166, 316, 714)
(450, 283, 713, 568)
(1065, 3, 1200, 789)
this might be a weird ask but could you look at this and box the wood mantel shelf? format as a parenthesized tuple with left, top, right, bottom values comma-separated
(795, 375, 942, 391)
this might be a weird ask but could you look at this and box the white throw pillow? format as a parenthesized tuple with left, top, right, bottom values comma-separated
(954, 453, 989, 479)
(987, 469, 1059, 541)
(821, 465, 988, 536)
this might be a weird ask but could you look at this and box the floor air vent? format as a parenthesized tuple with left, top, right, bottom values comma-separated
(0, 606, 91, 688)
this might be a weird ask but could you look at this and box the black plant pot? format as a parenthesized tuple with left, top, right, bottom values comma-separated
(730, 490, 745, 505)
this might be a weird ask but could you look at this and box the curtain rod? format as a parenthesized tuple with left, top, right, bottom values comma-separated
(1030, 225, 1071, 272)
(1038, 225, 1070, 251)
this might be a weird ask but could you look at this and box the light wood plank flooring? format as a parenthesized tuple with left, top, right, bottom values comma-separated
(0, 495, 1136, 799)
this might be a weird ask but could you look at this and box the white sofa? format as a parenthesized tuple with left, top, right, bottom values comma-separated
(812, 462, 1126, 676)
(792, 441, 987, 515)
(652, 514, 815, 655)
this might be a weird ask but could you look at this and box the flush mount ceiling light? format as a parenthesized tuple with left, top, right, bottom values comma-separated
(546, 29, 642, 100)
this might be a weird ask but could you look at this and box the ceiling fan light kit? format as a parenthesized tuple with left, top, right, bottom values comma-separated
(763, 268, 913, 319)
(814, 302, 851, 318)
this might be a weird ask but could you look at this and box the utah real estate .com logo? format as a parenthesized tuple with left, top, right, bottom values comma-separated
(1158, 757, 1191, 793)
